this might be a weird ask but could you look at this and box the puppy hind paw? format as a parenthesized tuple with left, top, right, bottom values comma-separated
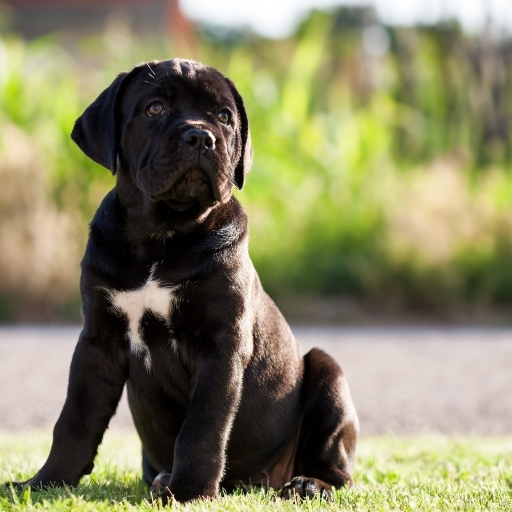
(280, 476, 334, 501)
(150, 471, 172, 495)
(152, 489, 174, 506)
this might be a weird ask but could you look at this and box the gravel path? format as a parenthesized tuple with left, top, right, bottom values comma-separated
(0, 325, 511, 436)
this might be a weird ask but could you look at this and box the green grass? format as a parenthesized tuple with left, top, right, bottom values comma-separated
(1, 433, 511, 510)
(4, 17, 512, 320)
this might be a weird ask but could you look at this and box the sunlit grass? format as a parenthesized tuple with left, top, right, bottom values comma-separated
(1, 433, 511, 511)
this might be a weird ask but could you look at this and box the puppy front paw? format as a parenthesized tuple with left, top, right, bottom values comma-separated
(4, 481, 24, 491)
(5, 477, 61, 491)
(152, 476, 218, 503)
(281, 476, 334, 501)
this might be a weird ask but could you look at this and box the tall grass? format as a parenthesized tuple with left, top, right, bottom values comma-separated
(1, 13, 512, 321)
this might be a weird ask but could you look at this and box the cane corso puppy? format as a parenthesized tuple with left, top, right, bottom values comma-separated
(10, 59, 359, 502)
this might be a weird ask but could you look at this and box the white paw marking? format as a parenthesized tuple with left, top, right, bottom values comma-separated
(104, 266, 178, 370)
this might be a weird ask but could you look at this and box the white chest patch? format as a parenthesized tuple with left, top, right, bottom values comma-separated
(104, 269, 179, 370)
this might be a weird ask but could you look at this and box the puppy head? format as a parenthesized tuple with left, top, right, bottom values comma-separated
(72, 59, 252, 220)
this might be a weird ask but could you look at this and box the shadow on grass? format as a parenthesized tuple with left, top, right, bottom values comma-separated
(1, 478, 151, 508)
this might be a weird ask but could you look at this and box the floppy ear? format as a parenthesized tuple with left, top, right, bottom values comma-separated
(71, 70, 133, 174)
(226, 78, 253, 190)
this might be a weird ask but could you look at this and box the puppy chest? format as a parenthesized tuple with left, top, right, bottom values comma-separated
(105, 276, 179, 369)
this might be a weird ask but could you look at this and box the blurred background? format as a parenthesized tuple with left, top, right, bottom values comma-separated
(1, 0, 512, 325)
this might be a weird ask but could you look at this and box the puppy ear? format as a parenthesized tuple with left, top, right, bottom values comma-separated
(71, 71, 132, 174)
(226, 79, 253, 190)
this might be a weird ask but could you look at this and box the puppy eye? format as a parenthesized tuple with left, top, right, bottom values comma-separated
(146, 101, 165, 117)
(217, 109, 231, 125)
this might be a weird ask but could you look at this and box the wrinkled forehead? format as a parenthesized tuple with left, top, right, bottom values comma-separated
(125, 59, 236, 107)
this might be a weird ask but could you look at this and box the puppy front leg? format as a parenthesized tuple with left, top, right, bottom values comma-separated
(12, 332, 127, 489)
(162, 348, 245, 502)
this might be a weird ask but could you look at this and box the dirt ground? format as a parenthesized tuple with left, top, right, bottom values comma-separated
(0, 325, 511, 436)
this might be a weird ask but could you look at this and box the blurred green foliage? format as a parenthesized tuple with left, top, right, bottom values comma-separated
(2, 10, 512, 321)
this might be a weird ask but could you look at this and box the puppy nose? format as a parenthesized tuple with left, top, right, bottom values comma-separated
(182, 129, 215, 151)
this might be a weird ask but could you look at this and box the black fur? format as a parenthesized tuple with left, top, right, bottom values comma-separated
(8, 59, 359, 503)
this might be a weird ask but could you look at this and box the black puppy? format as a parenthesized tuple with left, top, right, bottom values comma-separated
(10, 59, 359, 502)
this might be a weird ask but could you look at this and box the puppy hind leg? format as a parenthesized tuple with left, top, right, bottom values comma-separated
(142, 449, 159, 486)
(281, 348, 359, 500)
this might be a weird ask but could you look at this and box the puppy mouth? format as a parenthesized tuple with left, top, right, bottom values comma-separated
(165, 198, 198, 212)
(153, 168, 216, 212)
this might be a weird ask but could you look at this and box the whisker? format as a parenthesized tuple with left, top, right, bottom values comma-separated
(216, 167, 237, 188)
(120, 182, 139, 202)
(143, 80, 163, 89)
(146, 62, 157, 79)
